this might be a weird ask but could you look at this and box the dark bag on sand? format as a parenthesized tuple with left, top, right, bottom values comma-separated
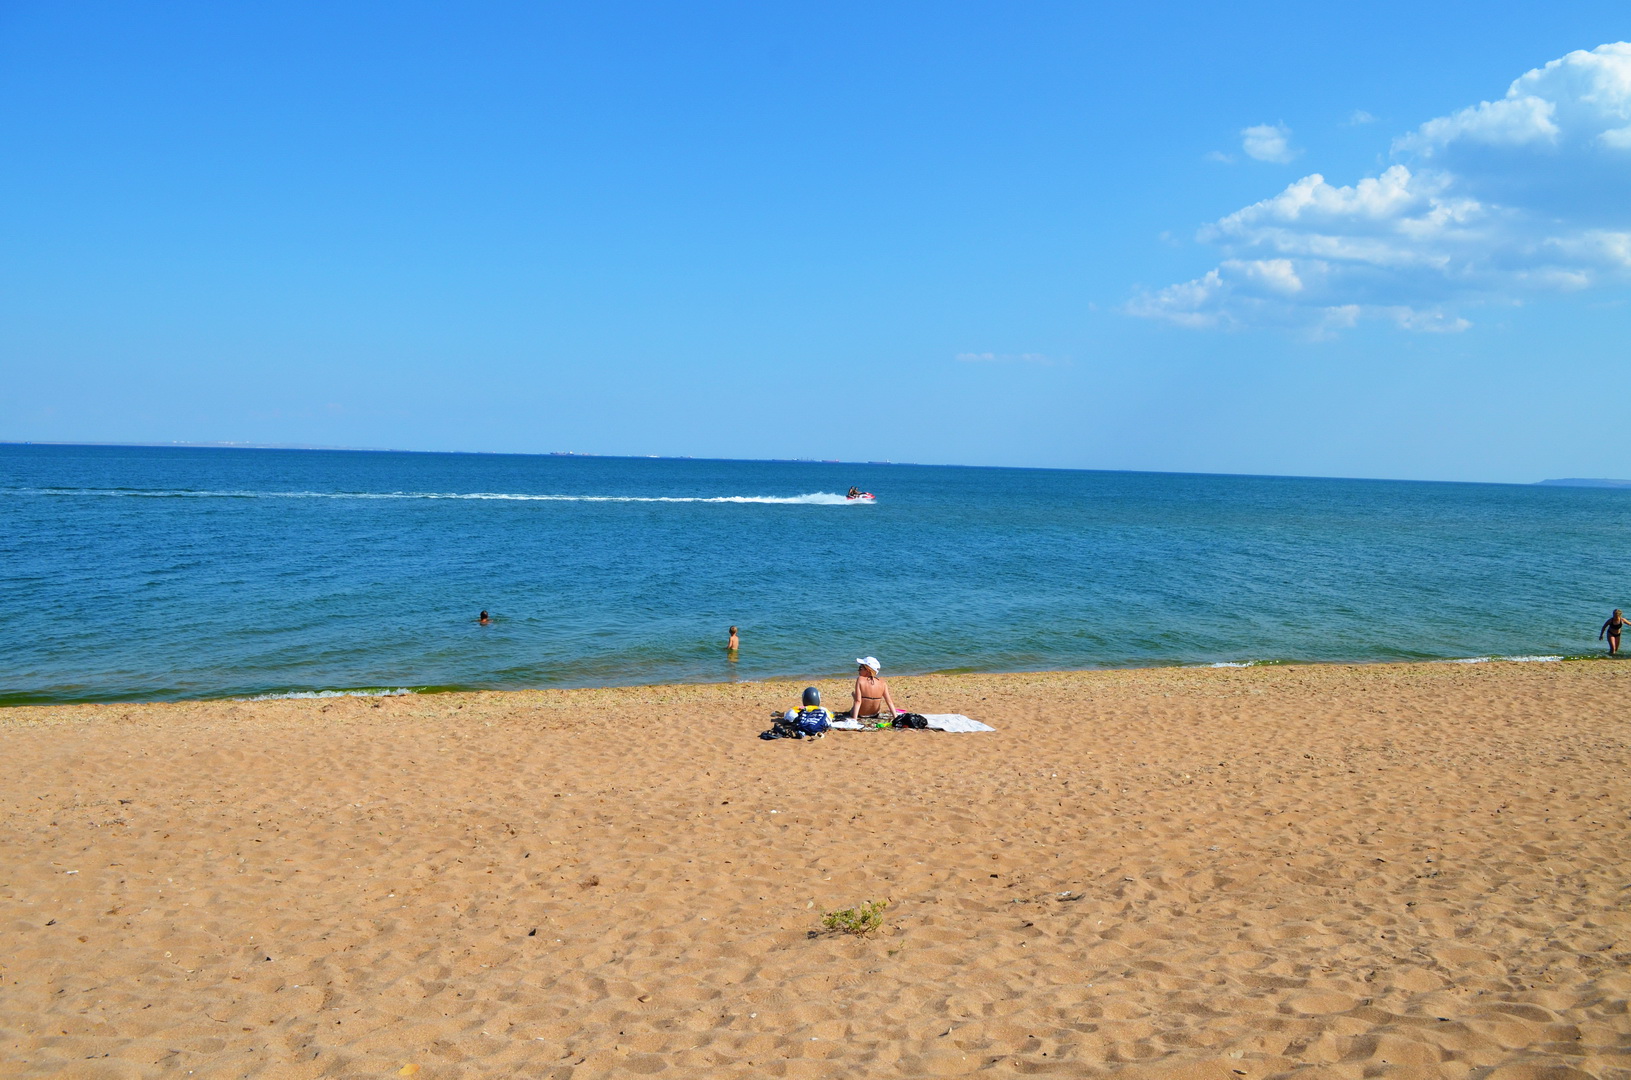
(891, 713, 929, 729)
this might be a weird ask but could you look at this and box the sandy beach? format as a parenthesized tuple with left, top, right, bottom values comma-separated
(2, 660, 1628, 1079)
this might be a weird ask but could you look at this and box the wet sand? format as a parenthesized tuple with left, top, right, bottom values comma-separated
(2, 660, 1629, 1079)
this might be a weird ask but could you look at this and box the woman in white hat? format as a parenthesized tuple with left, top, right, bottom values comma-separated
(848, 657, 899, 721)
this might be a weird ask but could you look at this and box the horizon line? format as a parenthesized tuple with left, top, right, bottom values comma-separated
(0, 439, 1611, 489)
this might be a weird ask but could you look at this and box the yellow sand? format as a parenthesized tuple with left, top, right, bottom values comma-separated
(2, 661, 1629, 1079)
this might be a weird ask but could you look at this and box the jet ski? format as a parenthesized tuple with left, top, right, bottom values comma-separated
(846, 490, 876, 501)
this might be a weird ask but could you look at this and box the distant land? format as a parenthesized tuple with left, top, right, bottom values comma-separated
(1536, 478, 1631, 488)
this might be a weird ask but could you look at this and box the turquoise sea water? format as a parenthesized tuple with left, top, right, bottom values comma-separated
(2, 444, 1627, 704)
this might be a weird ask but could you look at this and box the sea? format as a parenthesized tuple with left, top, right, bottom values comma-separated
(2, 443, 1626, 705)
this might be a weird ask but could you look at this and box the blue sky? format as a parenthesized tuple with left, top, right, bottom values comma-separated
(2, 2, 1628, 482)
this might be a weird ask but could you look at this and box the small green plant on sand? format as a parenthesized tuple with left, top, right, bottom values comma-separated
(822, 899, 888, 936)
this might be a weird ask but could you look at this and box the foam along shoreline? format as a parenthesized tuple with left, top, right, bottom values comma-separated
(3, 659, 1628, 1078)
(1210, 654, 1568, 668)
(237, 687, 416, 701)
(2, 652, 1607, 709)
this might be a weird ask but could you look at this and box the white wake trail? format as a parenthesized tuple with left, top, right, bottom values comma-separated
(13, 488, 868, 505)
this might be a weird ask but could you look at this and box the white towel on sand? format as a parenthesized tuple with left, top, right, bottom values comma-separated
(828, 713, 993, 733)
(921, 713, 995, 733)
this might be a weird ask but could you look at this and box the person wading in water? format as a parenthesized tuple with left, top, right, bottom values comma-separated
(1601, 609, 1628, 655)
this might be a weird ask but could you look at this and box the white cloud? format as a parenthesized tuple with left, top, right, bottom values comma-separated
(1242, 123, 1297, 163)
(1399, 95, 1559, 151)
(1346, 109, 1378, 126)
(955, 352, 1062, 366)
(1396, 42, 1631, 155)
(1131, 42, 1631, 333)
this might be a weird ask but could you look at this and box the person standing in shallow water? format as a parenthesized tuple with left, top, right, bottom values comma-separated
(1600, 610, 1627, 655)
(727, 626, 740, 652)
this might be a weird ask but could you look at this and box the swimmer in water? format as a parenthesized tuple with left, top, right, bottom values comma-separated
(1601, 609, 1627, 655)
(478, 610, 491, 625)
(727, 626, 740, 651)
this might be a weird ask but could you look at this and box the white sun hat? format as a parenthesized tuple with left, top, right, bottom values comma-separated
(856, 656, 882, 672)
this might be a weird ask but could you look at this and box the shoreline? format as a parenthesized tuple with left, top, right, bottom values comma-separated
(0, 651, 1613, 711)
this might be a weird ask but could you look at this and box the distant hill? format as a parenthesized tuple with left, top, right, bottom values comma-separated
(1536, 478, 1631, 488)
